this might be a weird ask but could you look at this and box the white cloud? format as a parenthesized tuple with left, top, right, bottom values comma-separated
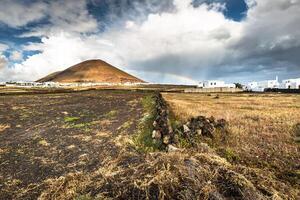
(1, 0, 300, 83)
(49, 0, 98, 33)
(0, 0, 97, 35)
(0, 43, 9, 52)
(4, 1, 239, 82)
(229, 0, 300, 68)
(0, 55, 7, 70)
(22, 42, 44, 51)
(9, 51, 23, 61)
(0, 0, 47, 27)
(97, 1, 242, 81)
(245, 0, 257, 8)
(0, 43, 8, 70)
(20, 0, 98, 37)
(1, 32, 123, 81)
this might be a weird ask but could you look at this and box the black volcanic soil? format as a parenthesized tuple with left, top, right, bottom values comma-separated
(0, 90, 146, 199)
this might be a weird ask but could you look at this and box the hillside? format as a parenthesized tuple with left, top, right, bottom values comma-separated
(37, 59, 145, 83)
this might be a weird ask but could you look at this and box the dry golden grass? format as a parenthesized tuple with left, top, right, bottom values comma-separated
(0, 124, 10, 132)
(163, 92, 300, 197)
(37, 149, 271, 200)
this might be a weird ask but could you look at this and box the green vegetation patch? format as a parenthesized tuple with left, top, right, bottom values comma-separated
(38, 139, 50, 147)
(133, 94, 162, 152)
(64, 116, 93, 131)
(64, 116, 80, 123)
(117, 121, 133, 132)
(217, 147, 240, 163)
(105, 110, 118, 118)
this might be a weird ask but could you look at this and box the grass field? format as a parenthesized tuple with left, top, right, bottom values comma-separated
(163, 92, 300, 198)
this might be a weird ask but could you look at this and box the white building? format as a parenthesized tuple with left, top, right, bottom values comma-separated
(280, 78, 300, 89)
(198, 80, 235, 88)
(247, 82, 258, 90)
(246, 77, 279, 91)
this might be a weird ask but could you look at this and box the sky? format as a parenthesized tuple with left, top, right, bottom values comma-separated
(0, 0, 299, 84)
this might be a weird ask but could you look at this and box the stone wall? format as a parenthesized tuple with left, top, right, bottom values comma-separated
(151, 93, 174, 149)
(151, 93, 229, 151)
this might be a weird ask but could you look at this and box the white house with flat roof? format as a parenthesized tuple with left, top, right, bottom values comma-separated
(198, 80, 235, 88)
(281, 78, 300, 89)
(246, 76, 280, 91)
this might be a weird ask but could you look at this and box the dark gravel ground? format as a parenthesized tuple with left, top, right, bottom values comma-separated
(0, 90, 147, 199)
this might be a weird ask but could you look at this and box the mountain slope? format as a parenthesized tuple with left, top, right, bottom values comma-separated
(37, 59, 145, 83)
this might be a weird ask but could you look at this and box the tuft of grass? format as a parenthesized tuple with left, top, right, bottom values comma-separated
(38, 139, 50, 147)
(105, 110, 118, 118)
(218, 147, 239, 163)
(64, 116, 80, 123)
(74, 123, 86, 128)
(0, 124, 10, 132)
(64, 116, 92, 131)
(133, 94, 162, 152)
(117, 121, 133, 131)
(71, 122, 92, 131)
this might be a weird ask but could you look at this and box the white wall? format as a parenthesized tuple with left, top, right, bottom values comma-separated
(246, 78, 279, 91)
(247, 82, 258, 90)
(291, 80, 300, 89)
(281, 78, 300, 89)
(257, 80, 279, 88)
(224, 83, 236, 88)
(199, 80, 227, 88)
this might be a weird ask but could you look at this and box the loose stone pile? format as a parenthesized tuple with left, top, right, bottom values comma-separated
(179, 116, 229, 140)
(151, 93, 229, 151)
(294, 123, 300, 142)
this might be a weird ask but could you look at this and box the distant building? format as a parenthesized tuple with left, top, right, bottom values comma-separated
(43, 82, 59, 87)
(246, 76, 279, 92)
(247, 82, 258, 90)
(280, 78, 300, 89)
(198, 80, 235, 88)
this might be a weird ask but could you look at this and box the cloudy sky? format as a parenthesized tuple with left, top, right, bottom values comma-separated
(0, 0, 299, 84)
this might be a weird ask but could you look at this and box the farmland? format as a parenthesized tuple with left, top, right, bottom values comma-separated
(163, 92, 300, 198)
(0, 90, 148, 199)
(0, 90, 299, 199)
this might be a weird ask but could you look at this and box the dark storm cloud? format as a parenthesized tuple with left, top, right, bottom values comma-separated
(125, 0, 300, 82)
(89, 0, 174, 25)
